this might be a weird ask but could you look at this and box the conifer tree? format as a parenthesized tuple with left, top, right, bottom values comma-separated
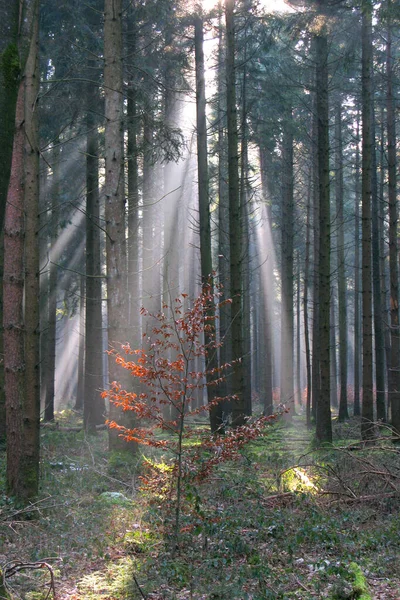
(4, 0, 40, 500)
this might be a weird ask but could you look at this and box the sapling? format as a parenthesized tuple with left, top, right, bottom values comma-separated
(104, 285, 276, 550)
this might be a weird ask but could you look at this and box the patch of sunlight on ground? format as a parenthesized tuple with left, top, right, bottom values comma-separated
(143, 455, 173, 473)
(281, 467, 320, 493)
(78, 557, 137, 599)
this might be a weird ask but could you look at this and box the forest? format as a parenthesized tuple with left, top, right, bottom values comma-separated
(0, 0, 399, 597)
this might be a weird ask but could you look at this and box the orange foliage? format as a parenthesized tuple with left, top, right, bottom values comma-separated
(103, 285, 277, 509)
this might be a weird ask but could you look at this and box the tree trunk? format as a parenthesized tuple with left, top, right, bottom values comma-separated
(296, 255, 302, 409)
(104, 0, 130, 451)
(84, 75, 105, 431)
(330, 289, 338, 409)
(127, 81, 140, 345)
(311, 93, 320, 423)
(0, 0, 19, 228)
(353, 113, 361, 417)
(194, 15, 222, 433)
(280, 109, 294, 416)
(335, 101, 349, 421)
(75, 275, 85, 410)
(217, 2, 231, 419)
(304, 171, 312, 427)
(4, 0, 40, 500)
(142, 118, 159, 316)
(386, 5, 400, 437)
(379, 110, 390, 411)
(0, 0, 19, 447)
(4, 74, 25, 497)
(315, 1, 332, 443)
(371, 102, 386, 422)
(361, 0, 375, 441)
(21, 0, 40, 499)
(225, 0, 245, 426)
(0, 230, 5, 447)
(262, 280, 273, 416)
(259, 147, 274, 416)
(39, 165, 48, 416)
(44, 144, 60, 423)
(240, 44, 252, 417)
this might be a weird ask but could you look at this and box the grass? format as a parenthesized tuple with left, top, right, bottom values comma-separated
(0, 413, 399, 599)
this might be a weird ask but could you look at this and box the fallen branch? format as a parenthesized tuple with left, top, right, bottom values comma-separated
(263, 492, 295, 503)
(3, 560, 56, 599)
(328, 491, 398, 504)
(0, 496, 57, 523)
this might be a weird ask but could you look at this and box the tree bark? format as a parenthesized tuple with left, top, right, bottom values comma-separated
(44, 144, 60, 423)
(311, 92, 320, 423)
(386, 4, 400, 437)
(330, 289, 338, 409)
(280, 109, 294, 417)
(194, 15, 223, 433)
(21, 0, 40, 499)
(217, 4, 231, 418)
(335, 101, 349, 421)
(127, 80, 140, 345)
(4, 75, 25, 496)
(0, 0, 19, 228)
(296, 255, 302, 409)
(240, 40, 252, 417)
(259, 147, 274, 416)
(225, 0, 245, 426)
(315, 1, 332, 443)
(371, 101, 386, 422)
(353, 113, 361, 417)
(304, 170, 312, 426)
(84, 74, 104, 431)
(142, 118, 159, 316)
(379, 110, 390, 412)
(104, 0, 130, 451)
(361, 0, 375, 441)
(75, 275, 85, 410)
(0, 0, 19, 446)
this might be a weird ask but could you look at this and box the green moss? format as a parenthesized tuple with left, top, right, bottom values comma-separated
(1, 43, 20, 89)
(348, 562, 372, 600)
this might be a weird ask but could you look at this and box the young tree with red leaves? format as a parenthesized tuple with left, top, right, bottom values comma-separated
(103, 286, 276, 550)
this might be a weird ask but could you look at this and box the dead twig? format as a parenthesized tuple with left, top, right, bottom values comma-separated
(0, 497, 56, 523)
(133, 573, 147, 599)
(292, 573, 311, 593)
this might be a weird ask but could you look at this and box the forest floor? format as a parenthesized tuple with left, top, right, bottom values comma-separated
(0, 411, 400, 599)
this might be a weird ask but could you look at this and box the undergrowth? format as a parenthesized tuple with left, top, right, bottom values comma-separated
(0, 413, 399, 599)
